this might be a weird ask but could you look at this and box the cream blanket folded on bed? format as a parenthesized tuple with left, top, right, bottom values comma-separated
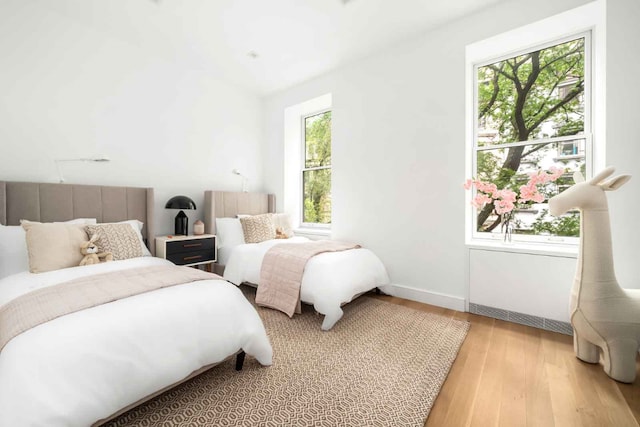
(0, 265, 220, 352)
(256, 240, 361, 317)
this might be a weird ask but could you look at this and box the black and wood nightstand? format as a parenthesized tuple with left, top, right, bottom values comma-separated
(156, 234, 217, 271)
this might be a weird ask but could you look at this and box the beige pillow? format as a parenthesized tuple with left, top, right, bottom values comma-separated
(21, 221, 89, 273)
(85, 223, 143, 261)
(240, 214, 276, 243)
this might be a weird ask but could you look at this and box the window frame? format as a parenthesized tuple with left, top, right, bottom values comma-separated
(471, 32, 591, 245)
(464, 0, 605, 251)
(300, 108, 332, 229)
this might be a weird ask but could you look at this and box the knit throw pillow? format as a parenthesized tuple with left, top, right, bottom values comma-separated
(85, 223, 143, 260)
(240, 214, 276, 243)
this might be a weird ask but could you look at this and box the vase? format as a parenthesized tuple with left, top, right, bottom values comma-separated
(193, 220, 205, 235)
(501, 213, 512, 243)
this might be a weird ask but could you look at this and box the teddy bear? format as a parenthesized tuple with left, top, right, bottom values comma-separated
(79, 234, 113, 266)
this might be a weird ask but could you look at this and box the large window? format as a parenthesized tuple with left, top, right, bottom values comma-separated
(471, 34, 590, 243)
(302, 110, 331, 225)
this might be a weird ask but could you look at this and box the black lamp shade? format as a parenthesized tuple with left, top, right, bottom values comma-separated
(165, 196, 196, 235)
(165, 196, 196, 210)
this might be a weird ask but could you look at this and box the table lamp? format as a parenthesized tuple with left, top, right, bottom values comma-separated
(165, 195, 196, 235)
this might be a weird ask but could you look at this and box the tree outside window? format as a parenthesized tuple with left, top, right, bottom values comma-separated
(474, 35, 589, 240)
(303, 111, 331, 225)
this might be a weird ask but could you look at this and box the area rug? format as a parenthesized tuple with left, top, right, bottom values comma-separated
(107, 287, 470, 427)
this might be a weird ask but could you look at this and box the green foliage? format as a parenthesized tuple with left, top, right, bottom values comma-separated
(478, 38, 585, 144)
(531, 210, 580, 237)
(303, 169, 331, 224)
(477, 151, 500, 182)
(303, 111, 332, 224)
(496, 167, 516, 190)
(305, 111, 332, 168)
(303, 198, 317, 223)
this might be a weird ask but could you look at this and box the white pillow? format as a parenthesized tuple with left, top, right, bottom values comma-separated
(0, 218, 97, 279)
(216, 218, 246, 250)
(272, 213, 294, 238)
(63, 218, 98, 225)
(0, 225, 29, 279)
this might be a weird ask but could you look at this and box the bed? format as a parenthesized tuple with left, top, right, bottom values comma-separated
(204, 190, 390, 330)
(0, 182, 272, 427)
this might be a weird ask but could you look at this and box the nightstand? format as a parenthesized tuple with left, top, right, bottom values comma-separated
(156, 234, 217, 271)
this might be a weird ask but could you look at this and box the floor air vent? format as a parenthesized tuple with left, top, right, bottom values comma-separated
(469, 303, 573, 336)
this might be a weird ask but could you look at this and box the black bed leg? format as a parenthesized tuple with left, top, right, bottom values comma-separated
(235, 351, 246, 371)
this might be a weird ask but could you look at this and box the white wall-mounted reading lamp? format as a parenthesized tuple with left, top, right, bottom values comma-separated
(232, 169, 249, 192)
(55, 156, 111, 183)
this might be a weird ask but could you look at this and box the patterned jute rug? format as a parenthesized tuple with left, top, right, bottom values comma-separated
(108, 287, 470, 427)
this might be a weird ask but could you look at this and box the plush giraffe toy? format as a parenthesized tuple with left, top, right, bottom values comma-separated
(549, 166, 639, 383)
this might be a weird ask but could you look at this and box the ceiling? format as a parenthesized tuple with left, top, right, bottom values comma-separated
(37, 0, 505, 95)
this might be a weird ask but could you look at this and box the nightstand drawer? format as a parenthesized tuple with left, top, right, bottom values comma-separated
(167, 248, 215, 266)
(156, 234, 217, 268)
(166, 238, 215, 255)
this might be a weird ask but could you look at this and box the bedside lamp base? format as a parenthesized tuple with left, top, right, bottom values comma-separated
(174, 210, 188, 236)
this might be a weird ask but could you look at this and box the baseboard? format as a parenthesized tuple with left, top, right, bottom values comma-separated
(377, 285, 573, 335)
(378, 284, 466, 312)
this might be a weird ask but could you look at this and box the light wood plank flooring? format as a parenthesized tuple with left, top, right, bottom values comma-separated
(370, 294, 640, 427)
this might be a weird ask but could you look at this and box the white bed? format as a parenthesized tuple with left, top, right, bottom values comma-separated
(223, 237, 390, 330)
(0, 257, 272, 427)
(0, 181, 273, 427)
(203, 191, 390, 331)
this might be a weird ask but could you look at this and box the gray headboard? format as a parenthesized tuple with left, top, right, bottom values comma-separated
(0, 181, 155, 255)
(203, 191, 275, 234)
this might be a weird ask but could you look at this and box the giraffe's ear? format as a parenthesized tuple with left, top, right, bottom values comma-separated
(573, 171, 585, 183)
(601, 174, 631, 191)
(588, 166, 615, 185)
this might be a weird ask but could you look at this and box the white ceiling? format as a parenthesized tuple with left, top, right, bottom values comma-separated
(37, 0, 505, 95)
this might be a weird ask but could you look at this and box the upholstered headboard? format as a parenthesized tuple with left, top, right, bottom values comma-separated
(0, 181, 155, 255)
(203, 191, 275, 234)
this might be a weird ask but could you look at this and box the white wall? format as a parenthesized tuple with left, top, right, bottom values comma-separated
(606, 0, 640, 289)
(469, 250, 576, 321)
(263, 0, 640, 314)
(0, 1, 264, 236)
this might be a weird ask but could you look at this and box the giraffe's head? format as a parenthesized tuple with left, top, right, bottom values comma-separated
(549, 166, 631, 217)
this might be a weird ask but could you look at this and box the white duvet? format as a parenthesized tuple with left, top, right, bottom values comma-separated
(0, 257, 272, 427)
(223, 237, 390, 330)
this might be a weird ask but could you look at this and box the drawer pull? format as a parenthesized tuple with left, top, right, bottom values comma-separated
(183, 255, 203, 261)
(183, 243, 202, 248)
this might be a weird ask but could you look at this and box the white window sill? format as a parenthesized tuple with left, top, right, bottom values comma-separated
(294, 227, 331, 238)
(466, 239, 578, 258)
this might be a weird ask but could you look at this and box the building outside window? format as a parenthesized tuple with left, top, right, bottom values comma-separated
(302, 110, 332, 226)
(471, 33, 590, 243)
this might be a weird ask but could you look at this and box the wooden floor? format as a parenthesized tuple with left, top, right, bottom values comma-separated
(370, 294, 640, 427)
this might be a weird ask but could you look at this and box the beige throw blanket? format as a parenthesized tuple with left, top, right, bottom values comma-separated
(255, 240, 361, 317)
(0, 265, 221, 352)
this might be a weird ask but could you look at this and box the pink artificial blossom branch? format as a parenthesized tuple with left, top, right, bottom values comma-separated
(464, 167, 565, 216)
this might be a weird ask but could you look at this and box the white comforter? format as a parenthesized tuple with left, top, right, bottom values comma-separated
(223, 237, 390, 330)
(0, 257, 272, 427)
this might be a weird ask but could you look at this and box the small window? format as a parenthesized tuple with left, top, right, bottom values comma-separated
(302, 110, 331, 226)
